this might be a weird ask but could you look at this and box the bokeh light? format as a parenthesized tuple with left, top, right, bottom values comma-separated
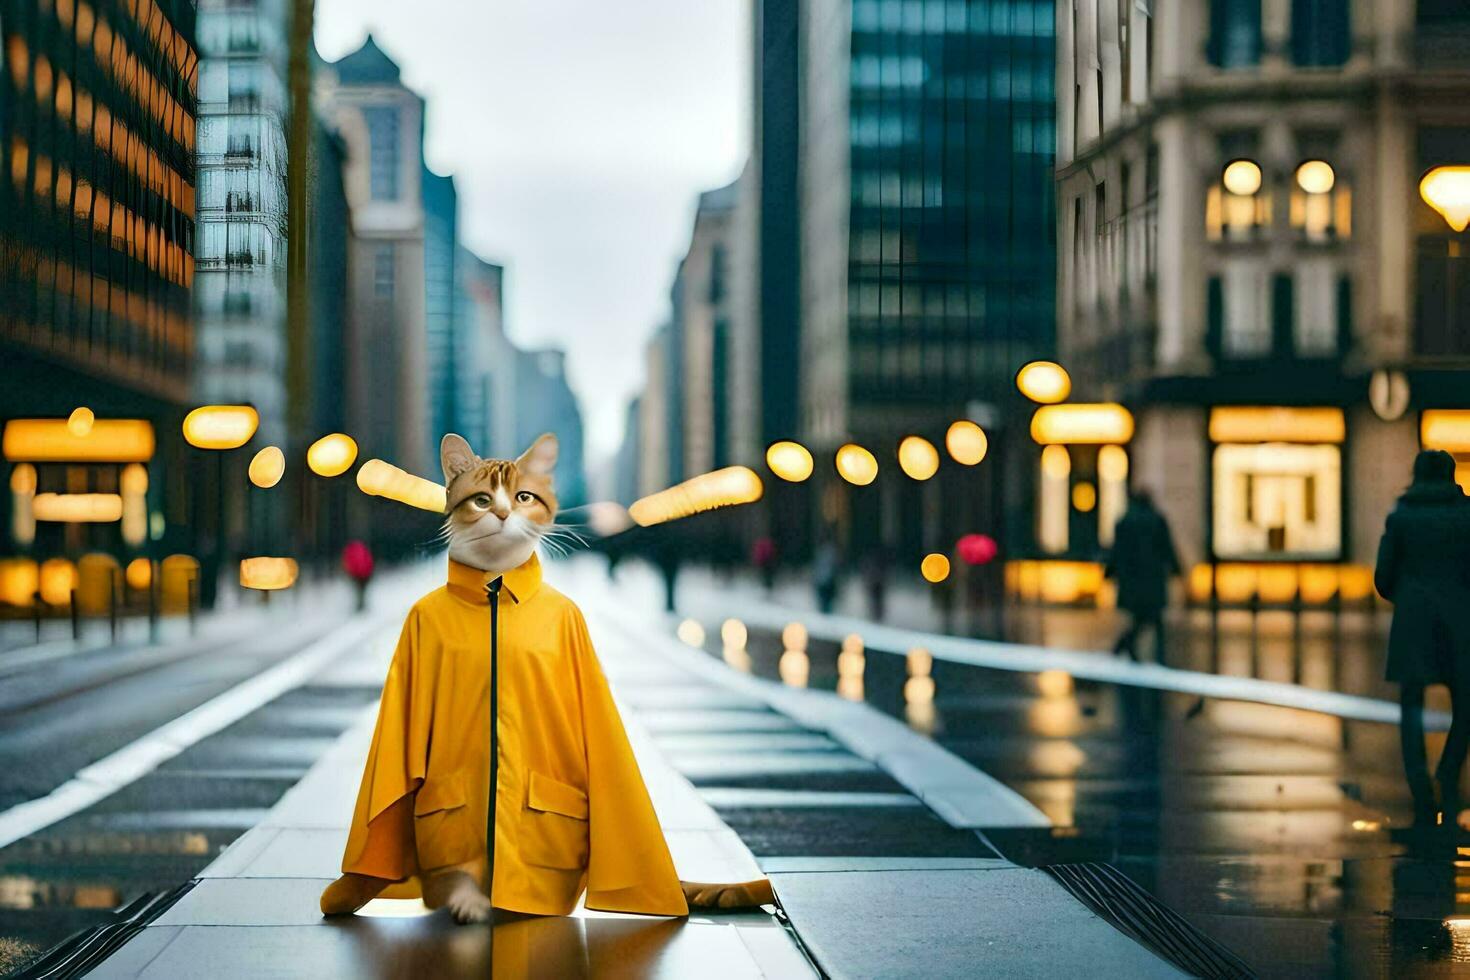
(835, 444, 878, 486)
(1295, 159, 1335, 194)
(307, 433, 358, 477)
(920, 552, 950, 583)
(239, 556, 299, 591)
(1016, 361, 1072, 404)
(182, 405, 258, 450)
(249, 446, 285, 488)
(356, 459, 448, 513)
(765, 440, 814, 482)
(897, 436, 940, 481)
(945, 420, 988, 465)
(67, 406, 94, 436)
(1420, 166, 1470, 232)
(1222, 159, 1262, 196)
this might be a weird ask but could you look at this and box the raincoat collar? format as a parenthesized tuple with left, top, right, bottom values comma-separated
(447, 553, 542, 605)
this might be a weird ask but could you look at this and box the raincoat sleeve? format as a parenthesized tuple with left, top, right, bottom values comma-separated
(1375, 515, 1401, 602)
(340, 607, 433, 882)
(569, 608, 689, 917)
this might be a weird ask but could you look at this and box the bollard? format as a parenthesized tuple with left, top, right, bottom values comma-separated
(1290, 585, 1303, 686)
(188, 573, 199, 636)
(148, 560, 160, 645)
(70, 587, 80, 642)
(109, 566, 119, 645)
(33, 589, 42, 643)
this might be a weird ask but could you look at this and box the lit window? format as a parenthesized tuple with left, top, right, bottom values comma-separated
(1213, 443, 1342, 559)
(1207, 158, 1271, 242)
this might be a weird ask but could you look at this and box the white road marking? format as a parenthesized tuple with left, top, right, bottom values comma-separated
(0, 607, 403, 851)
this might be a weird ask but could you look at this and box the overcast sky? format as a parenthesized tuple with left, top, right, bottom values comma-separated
(314, 1, 749, 472)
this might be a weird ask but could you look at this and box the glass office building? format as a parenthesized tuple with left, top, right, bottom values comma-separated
(801, 0, 1056, 445)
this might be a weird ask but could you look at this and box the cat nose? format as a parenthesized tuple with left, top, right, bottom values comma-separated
(489, 503, 510, 520)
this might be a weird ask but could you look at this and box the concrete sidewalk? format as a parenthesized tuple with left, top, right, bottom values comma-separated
(89, 585, 813, 979)
(89, 560, 1189, 978)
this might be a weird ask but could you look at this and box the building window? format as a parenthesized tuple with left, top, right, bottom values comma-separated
(1289, 159, 1350, 241)
(1294, 259, 1338, 356)
(373, 243, 395, 298)
(1221, 261, 1270, 357)
(1208, 0, 1262, 68)
(364, 106, 400, 200)
(1207, 158, 1269, 241)
(1291, 0, 1350, 66)
(1213, 444, 1341, 559)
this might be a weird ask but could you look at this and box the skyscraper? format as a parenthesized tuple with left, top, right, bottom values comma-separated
(193, 0, 288, 446)
(1, 0, 201, 557)
(422, 166, 457, 451)
(675, 180, 738, 477)
(317, 35, 429, 477)
(800, 0, 1056, 447)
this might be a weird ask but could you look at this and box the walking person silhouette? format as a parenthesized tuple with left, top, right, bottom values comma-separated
(1105, 489, 1181, 664)
(1375, 449, 1470, 831)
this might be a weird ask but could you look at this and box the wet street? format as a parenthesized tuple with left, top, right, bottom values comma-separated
(0, 578, 411, 973)
(2, 557, 1468, 978)
(656, 563, 1470, 979)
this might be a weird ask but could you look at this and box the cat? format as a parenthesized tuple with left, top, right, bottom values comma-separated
(321, 432, 773, 925)
(441, 431, 559, 574)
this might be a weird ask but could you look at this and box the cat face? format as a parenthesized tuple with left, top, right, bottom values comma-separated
(441, 433, 558, 573)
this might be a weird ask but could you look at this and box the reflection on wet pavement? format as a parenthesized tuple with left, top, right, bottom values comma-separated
(706, 619, 1470, 979)
(0, 685, 378, 972)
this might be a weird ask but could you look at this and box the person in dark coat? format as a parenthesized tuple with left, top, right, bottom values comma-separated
(1105, 489, 1181, 663)
(1375, 449, 1470, 828)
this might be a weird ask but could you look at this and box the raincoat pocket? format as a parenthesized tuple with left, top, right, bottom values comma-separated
(413, 771, 475, 871)
(520, 771, 589, 870)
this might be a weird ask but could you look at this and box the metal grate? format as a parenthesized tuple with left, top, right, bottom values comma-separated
(1041, 863, 1258, 980)
(11, 881, 196, 980)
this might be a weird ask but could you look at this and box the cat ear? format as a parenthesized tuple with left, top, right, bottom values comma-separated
(516, 433, 558, 477)
(440, 433, 477, 483)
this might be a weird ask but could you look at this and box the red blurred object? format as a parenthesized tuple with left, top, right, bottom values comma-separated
(957, 533, 998, 566)
(751, 536, 777, 567)
(342, 540, 375, 582)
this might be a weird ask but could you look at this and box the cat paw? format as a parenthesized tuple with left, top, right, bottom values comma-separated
(447, 886, 493, 924)
(680, 878, 775, 910)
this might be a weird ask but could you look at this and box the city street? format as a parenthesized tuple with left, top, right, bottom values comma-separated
(4, 0, 1470, 975)
(3, 554, 1466, 977)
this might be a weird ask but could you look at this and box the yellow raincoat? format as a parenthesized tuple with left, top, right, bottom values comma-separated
(338, 555, 688, 917)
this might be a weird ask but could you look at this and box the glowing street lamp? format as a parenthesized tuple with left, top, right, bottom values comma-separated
(183, 405, 259, 450)
(1222, 159, 1262, 196)
(1016, 361, 1072, 404)
(945, 421, 988, 465)
(239, 556, 299, 591)
(897, 436, 940, 481)
(920, 553, 951, 583)
(835, 444, 878, 486)
(765, 440, 814, 482)
(1295, 160, 1335, 195)
(307, 433, 358, 477)
(67, 407, 94, 437)
(249, 446, 286, 488)
(1420, 166, 1470, 232)
(357, 458, 449, 513)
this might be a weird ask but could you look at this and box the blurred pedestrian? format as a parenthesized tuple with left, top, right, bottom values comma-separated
(1375, 449, 1470, 830)
(751, 536, 778, 592)
(1105, 489, 1180, 663)
(341, 540, 374, 612)
(813, 540, 841, 615)
(862, 546, 890, 621)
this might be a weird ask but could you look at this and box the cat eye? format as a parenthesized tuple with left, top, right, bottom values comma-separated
(469, 494, 492, 510)
(515, 491, 538, 506)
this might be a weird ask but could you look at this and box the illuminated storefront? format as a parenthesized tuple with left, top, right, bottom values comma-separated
(1208, 407, 1344, 561)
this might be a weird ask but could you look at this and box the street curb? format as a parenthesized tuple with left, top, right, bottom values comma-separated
(580, 594, 1050, 830)
(707, 599, 1442, 730)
